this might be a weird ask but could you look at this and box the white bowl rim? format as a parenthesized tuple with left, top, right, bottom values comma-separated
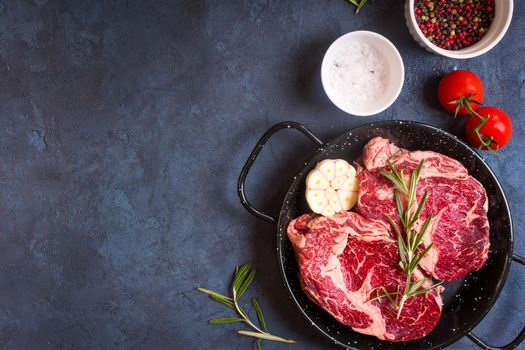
(406, 0, 514, 59)
(320, 30, 405, 117)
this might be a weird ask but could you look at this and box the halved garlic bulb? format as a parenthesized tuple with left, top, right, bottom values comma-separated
(305, 159, 358, 216)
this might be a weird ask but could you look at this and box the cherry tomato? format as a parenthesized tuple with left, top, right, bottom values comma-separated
(465, 107, 512, 150)
(438, 70, 483, 116)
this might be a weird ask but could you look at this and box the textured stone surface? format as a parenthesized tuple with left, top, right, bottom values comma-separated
(0, 0, 523, 349)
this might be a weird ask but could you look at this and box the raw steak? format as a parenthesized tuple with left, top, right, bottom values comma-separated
(287, 211, 443, 342)
(357, 137, 490, 281)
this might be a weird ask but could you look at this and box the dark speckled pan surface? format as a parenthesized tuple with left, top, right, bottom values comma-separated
(275, 120, 513, 350)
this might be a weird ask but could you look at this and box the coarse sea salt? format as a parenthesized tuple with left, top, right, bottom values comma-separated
(326, 41, 389, 110)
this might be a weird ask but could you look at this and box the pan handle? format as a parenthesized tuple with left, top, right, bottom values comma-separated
(237, 121, 323, 225)
(467, 254, 525, 350)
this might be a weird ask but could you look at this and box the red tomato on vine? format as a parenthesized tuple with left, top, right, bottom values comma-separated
(438, 70, 483, 116)
(465, 107, 512, 151)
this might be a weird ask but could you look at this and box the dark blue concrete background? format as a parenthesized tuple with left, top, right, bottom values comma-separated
(0, 0, 523, 349)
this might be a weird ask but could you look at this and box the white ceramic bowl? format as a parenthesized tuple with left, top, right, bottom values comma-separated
(405, 0, 513, 59)
(321, 31, 404, 117)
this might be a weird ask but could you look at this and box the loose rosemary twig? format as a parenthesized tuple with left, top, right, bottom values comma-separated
(369, 160, 441, 318)
(197, 263, 296, 349)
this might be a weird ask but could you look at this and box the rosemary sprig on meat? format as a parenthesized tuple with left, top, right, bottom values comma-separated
(368, 160, 440, 317)
(197, 263, 296, 349)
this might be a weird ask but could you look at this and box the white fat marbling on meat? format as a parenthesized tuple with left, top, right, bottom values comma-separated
(292, 233, 307, 249)
(348, 271, 390, 340)
(363, 137, 406, 170)
(374, 188, 393, 201)
(321, 253, 391, 340)
(466, 198, 481, 225)
(332, 233, 348, 255)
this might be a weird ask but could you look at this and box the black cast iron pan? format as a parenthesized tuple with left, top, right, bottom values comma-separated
(238, 120, 525, 350)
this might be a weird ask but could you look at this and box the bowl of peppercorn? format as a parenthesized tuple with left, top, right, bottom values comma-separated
(405, 0, 513, 59)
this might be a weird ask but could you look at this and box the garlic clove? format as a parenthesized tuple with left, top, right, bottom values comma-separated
(335, 159, 351, 177)
(318, 159, 336, 181)
(337, 190, 358, 211)
(306, 169, 330, 190)
(306, 189, 329, 213)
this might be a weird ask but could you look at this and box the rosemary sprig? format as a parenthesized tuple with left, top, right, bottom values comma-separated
(196, 263, 296, 349)
(369, 160, 441, 318)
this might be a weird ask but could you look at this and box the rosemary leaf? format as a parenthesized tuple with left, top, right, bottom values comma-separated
(382, 288, 398, 307)
(366, 294, 384, 304)
(409, 191, 429, 228)
(407, 286, 433, 298)
(394, 191, 405, 226)
(391, 161, 409, 193)
(367, 286, 401, 305)
(210, 295, 236, 310)
(238, 330, 297, 343)
(196, 288, 231, 300)
(413, 215, 433, 248)
(412, 244, 434, 270)
(380, 171, 400, 189)
(408, 171, 418, 209)
(381, 162, 408, 194)
(366, 287, 382, 303)
(415, 160, 424, 180)
(371, 292, 384, 303)
(233, 263, 251, 295)
(386, 215, 403, 241)
(252, 298, 267, 332)
(235, 263, 251, 283)
(420, 214, 433, 234)
(397, 231, 407, 267)
(256, 339, 262, 350)
(197, 288, 237, 309)
(208, 317, 244, 324)
(431, 281, 444, 289)
(407, 279, 426, 295)
(237, 269, 256, 300)
(408, 282, 443, 298)
(387, 160, 406, 182)
(387, 160, 396, 175)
